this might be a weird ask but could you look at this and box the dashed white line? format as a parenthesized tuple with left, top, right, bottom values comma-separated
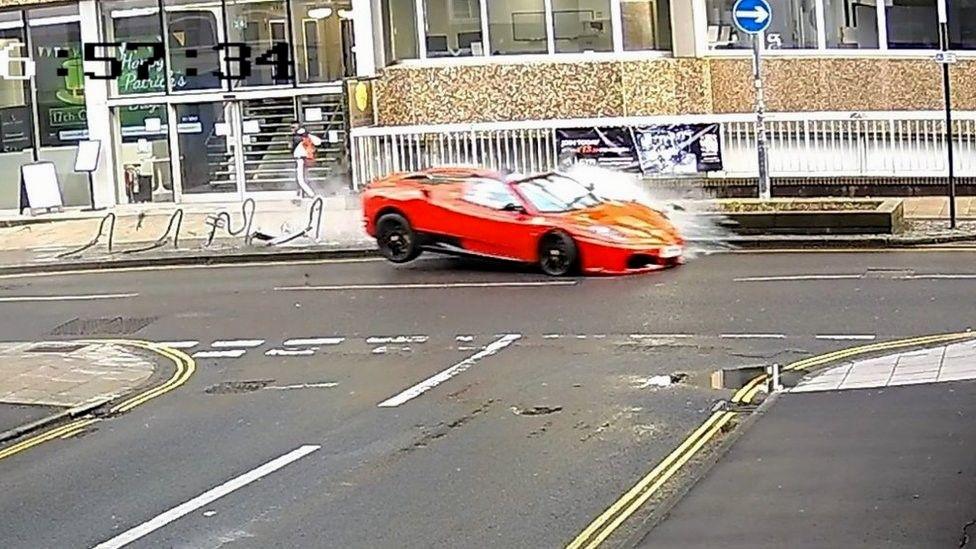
(211, 340, 264, 348)
(92, 445, 320, 549)
(720, 333, 787, 339)
(456, 335, 475, 342)
(815, 334, 877, 341)
(0, 293, 139, 303)
(193, 350, 247, 359)
(157, 341, 199, 349)
(282, 337, 345, 346)
(629, 334, 693, 339)
(542, 334, 562, 339)
(274, 281, 577, 291)
(734, 274, 862, 282)
(265, 348, 316, 357)
(366, 335, 429, 344)
(378, 334, 522, 408)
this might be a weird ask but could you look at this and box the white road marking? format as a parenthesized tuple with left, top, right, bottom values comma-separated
(157, 341, 199, 349)
(371, 346, 388, 355)
(265, 348, 316, 357)
(542, 334, 562, 339)
(734, 274, 862, 282)
(366, 335, 428, 344)
(265, 382, 338, 390)
(629, 333, 693, 339)
(720, 333, 787, 339)
(378, 334, 522, 408)
(0, 292, 138, 303)
(211, 339, 264, 348)
(92, 445, 320, 549)
(0, 257, 385, 281)
(456, 335, 474, 342)
(282, 337, 345, 346)
(274, 281, 577, 291)
(901, 274, 976, 280)
(193, 350, 247, 359)
(815, 334, 877, 341)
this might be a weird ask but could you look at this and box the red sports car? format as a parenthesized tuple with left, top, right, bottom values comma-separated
(362, 167, 685, 276)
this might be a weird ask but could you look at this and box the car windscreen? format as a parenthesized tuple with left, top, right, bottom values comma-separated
(514, 176, 601, 213)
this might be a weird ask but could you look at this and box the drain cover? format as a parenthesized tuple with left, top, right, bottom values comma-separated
(205, 380, 274, 394)
(50, 317, 157, 336)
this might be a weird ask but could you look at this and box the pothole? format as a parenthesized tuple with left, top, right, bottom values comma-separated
(204, 380, 274, 394)
(511, 405, 563, 416)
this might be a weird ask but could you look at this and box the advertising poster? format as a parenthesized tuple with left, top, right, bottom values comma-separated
(556, 124, 723, 176)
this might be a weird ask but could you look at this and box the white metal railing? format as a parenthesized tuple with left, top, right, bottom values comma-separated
(350, 112, 976, 188)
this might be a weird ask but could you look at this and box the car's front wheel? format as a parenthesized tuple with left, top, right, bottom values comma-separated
(538, 231, 577, 276)
(376, 213, 421, 263)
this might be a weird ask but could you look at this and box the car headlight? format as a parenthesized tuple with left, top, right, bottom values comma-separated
(588, 226, 627, 241)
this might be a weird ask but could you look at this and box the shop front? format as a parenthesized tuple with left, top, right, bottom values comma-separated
(0, 0, 373, 213)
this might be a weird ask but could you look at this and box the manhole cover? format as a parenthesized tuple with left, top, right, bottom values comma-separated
(50, 317, 157, 336)
(26, 342, 87, 353)
(204, 380, 274, 394)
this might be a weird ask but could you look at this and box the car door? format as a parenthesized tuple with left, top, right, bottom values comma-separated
(450, 179, 536, 260)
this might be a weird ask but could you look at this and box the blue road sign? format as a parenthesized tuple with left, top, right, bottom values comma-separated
(732, 0, 772, 34)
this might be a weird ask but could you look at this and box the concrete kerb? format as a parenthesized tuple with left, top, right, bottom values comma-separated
(0, 398, 110, 444)
(0, 245, 380, 276)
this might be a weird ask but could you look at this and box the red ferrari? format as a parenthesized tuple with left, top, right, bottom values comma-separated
(362, 167, 685, 276)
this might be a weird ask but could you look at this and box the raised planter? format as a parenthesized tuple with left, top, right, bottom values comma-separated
(713, 198, 905, 235)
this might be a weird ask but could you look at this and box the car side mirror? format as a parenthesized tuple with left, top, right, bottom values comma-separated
(502, 203, 526, 213)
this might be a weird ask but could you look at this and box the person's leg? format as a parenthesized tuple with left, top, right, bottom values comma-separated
(296, 159, 316, 197)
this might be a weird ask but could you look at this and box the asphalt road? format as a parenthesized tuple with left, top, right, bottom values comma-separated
(0, 249, 973, 548)
(640, 381, 976, 548)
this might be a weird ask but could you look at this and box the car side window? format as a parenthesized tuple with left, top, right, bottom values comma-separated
(462, 180, 519, 210)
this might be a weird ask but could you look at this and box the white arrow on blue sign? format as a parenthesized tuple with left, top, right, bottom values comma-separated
(732, 0, 773, 34)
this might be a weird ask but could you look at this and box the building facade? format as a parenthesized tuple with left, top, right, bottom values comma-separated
(0, 0, 970, 213)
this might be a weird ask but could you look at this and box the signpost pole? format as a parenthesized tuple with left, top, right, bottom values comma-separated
(752, 31, 770, 199)
(937, 0, 956, 229)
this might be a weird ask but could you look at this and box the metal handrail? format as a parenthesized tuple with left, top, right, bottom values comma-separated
(205, 198, 256, 246)
(56, 213, 115, 258)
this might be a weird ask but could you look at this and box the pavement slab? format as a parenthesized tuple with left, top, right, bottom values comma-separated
(0, 342, 156, 408)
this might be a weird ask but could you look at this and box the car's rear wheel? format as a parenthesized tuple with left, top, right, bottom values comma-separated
(538, 231, 577, 276)
(376, 213, 421, 263)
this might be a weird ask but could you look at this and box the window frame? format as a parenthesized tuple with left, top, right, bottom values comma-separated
(461, 178, 522, 210)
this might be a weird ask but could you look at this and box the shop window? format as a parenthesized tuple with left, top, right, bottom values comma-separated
(705, 0, 817, 49)
(622, 0, 673, 51)
(0, 10, 32, 210)
(101, 0, 167, 96)
(114, 105, 174, 203)
(552, 0, 614, 53)
(886, 0, 938, 49)
(28, 8, 86, 147)
(382, 0, 419, 64)
(424, 0, 485, 57)
(488, 0, 548, 54)
(163, 0, 224, 91)
(949, 0, 976, 49)
(291, 0, 356, 82)
(824, 0, 879, 48)
(225, 0, 292, 87)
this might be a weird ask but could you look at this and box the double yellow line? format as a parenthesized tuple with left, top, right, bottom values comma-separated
(566, 331, 976, 548)
(0, 340, 195, 462)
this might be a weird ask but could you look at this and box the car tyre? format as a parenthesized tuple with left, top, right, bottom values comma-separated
(376, 213, 421, 263)
(538, 231, 578, 276)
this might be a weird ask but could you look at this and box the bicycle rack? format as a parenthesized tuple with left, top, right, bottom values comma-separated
(265, 197, 323, 247)
(57, 213, 116, 258)
(205, 198, 256, 246)
(119, 209, 183, 254)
